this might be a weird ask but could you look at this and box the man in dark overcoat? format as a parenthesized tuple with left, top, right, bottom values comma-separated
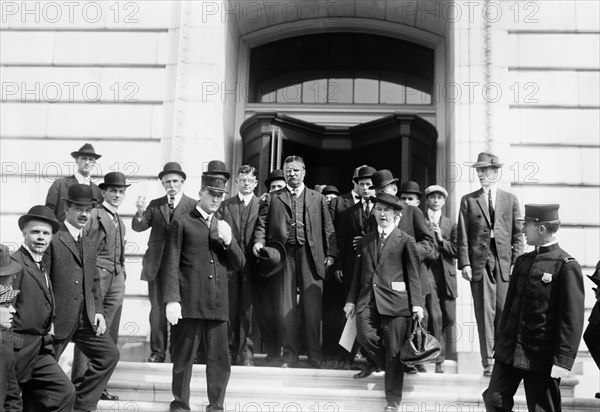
(583, 261, 600, 399)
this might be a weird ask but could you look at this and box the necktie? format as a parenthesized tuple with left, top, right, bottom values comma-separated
(488, 190, 495, 228)
(75, 233, 82, 257)
(363, 201, 369, 220)
(113, 212, 119, 227)
(168, 196, 175, 221)
(378, 232, 386, 257)
(40, 264, 49, 288)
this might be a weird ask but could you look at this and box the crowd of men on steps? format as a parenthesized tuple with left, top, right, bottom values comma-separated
(0, 143, 598, 412)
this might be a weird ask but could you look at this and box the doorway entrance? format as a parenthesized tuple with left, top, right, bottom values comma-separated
(240, 112, 438, 195)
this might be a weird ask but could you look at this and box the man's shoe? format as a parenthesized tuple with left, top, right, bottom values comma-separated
(384, 401, 399, 412)
(100, 389, 119, 401)
(483, 365, 493, 377)
(435, 363, 444, 373)
(146, 353, 165, 363)
(353, 363, 377, 379)
(415, 364, 427, 373)
(404, 365, 418, 374)
(595, 392, 600, 399)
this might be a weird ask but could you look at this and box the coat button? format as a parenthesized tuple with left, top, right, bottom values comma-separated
(209, 275, 213, 279)
(210, 260, 214, 264)
(75, 281, 79, 284)
(373, 283, 377, 287)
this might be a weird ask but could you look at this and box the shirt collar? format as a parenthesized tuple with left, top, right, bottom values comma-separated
(541, 240, 558, 248)
(483, 185, 497, 196)
(196, 205, 212, 223)
(166, 191, 183, 206)
(351, 190, 360, 204)
(75, 171, 91, 185)
(64, 220, 82, 240)
(102, 201, 118, 215)
(377, 225, 395, 237)
(22, 243, 43, 263)
(287, 184, 305, 196)
(238, 192, 254, 204)
(427, 208, 442, 223)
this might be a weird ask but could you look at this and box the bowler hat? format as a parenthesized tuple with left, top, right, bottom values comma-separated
(400, 181, 422, 197)
(369, 169, 399, 190)
(0, 244, 21, 279)
(256, 241, 286, 277)
(98, 172, 131, 190)
(471, 152, 503, 169)
(369, 192, 404, 210)
(201, 175, 228, 193)
(588, 263, 600, 287)
(322, 185, 340, 196)
(424, 185, 448, 198)
(158, 162, 187, 180)
(517, 204, 559, 223)
(264, 169, 285, 188)
(353, 166, 377, 183)
(61, 184, 97, 205)
(18, 205, 60, 234)
(203, 160, 231, 180)
(0, 284, 19, 305)
(71, 143, 101, 160)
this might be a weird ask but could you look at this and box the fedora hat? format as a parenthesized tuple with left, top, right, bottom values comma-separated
(0, 244, 21, 279)
(256, 241, 286, 277)
(369, 192, 404, 211)
(264, 169, 285, 188)
(424, 185, 448, 198)
(98, 172, 131, 190)
(61, 184, 97, 206)
(71, 143, 101, 160)
(201, 174, 228, 194)
(517, 204, 560, 223)
(471, 152, 503, 169)
(158, 162, 187, 180)
(322, 185, 340, 196)
(0, 284, 19, 305)
(369, 169, 399, 190)
(588, 263, 600, 287)
(18, 205, 60, 234)
(353, 166, 377, 183)
(400, 181, 422, 197)
(203, 160, 231, 180)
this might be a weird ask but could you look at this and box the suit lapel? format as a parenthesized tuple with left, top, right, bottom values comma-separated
(22, 251, 53, 305)
(59, 230, 82, 264)
(366, 231, 378, 266)
(230, 197, 241, 234)
(374, 230, 401, 272)
(475, 189, 492, 227)
(245, 196, 260, 240)
(276, 190, 292, 212)
(159, 197, 170, 224)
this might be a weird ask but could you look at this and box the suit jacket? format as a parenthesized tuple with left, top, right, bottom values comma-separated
(217, 194, 260, 257)
(44, 224, 103, 340)
(347, 227, 423, 317)
(457, 188, 524, 281)
(162, 208, 245, 320)
(588, 261, 600, 325)
(86, 204, 126, 275)
(132, 194, 197, 282)
(10, 247, 54, 382)
(494, 244, 584, 372)
(425, 214, 458, 299)
(45, 176, 103, 223)
(253, 187, 337, 279)
(328, 191, 356, 226)
(336, 201, 370, 290)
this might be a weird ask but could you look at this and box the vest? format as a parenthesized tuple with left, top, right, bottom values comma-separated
(288, 190, 306, 245)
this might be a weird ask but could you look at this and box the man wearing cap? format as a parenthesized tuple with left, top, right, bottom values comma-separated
(216, 165, 260, 366)
(45, 184, 119, 412)
(424, 185, 458, 373)
(133, 162, 196, 363)
(344, 192, 424, 412)
(253, 155, 337, 368)
(74, 171, 130, 401)
(483, 204, 584, 411)
(1, 244, 21, 409)
(327, 165, 376, 369)
(10, 205, 76, 411)
(583, 261, 600, 399)
(458, 152, 523, 377)
(162, 172, 245, 412)
(46, 143, 103, 223)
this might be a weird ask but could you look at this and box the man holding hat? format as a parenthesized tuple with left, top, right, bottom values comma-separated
(133, 162, 196, 363)
(458, 152, 523, 377)
(344, 192, 424, 412)
(424, 184, 458, 373)
(10, 205, 76, 411)
(1, 244, 21, 409)
(46, 143, 103, 223)
(583, 260, 600, 399)
(162, 170, 245, 412)
(483, 204, 584, 411)
(45, 184, 119, 412)
(73, 171, 130, 401)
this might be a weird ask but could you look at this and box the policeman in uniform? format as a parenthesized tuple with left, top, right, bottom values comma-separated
(483, 204, 585, 412)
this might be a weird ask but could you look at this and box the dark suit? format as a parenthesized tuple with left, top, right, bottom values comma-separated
(1, 329, 20, 411)
(328, 191, 356, 231)
(583, 261, 600, 369)
(9, 247, 75, 411)
(162, 208, 245, 411)
(458, 188, 523, 367)
(484, 244, 584, 411)
(253, 187, 337, 364)
(132, 193, 196, 359)
(45, 176, 103, 223)
(347, 228, 423, 404)
(217, 195, 259, 364)
(425, 213, 458, 362)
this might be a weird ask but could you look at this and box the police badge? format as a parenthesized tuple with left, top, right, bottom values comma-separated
(542, 272, 553, 283)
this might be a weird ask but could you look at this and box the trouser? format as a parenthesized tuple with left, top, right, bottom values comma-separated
(583, 308, 600, 369)
(424, 277, 444, 363)
(253, 273, 282, 359)
(148, 276, 168, 359)
(227, 268, 254, 364)
(483, 361, 561, 411)
(322, 275, 352, 362)
(170, 318, 230, 412)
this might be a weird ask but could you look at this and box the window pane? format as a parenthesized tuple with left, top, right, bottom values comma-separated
(328, 78, 353, 103)
(277, 84, 302, 103)
(380, 81, 405, 104)
(406, 87, 432, 104)
(303, 78, 328, 103)
(354, 78, 379, 104)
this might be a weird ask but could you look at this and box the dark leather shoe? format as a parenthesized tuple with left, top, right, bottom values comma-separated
(435, 363, 444, 373)
(404, 364, 417, 374)
(353, 363, 377, 379)
(483, 365, 493, 377)
(384, 401, 399, 411)
(146, 353, 165, 363)
(100, 389, 119, 401)
(595, 392, 600, 399)
(415, 364, 427, 373)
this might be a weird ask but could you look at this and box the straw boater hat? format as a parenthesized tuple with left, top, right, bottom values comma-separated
(71, 143, 101, 160)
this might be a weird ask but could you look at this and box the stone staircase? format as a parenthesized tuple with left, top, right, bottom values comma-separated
(94, 359, 600, 412)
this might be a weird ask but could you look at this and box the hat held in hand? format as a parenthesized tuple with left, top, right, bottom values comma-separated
(256, 241, 286, 277)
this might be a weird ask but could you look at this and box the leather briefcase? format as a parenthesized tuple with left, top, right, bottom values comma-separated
(400, 318, 441, 366)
